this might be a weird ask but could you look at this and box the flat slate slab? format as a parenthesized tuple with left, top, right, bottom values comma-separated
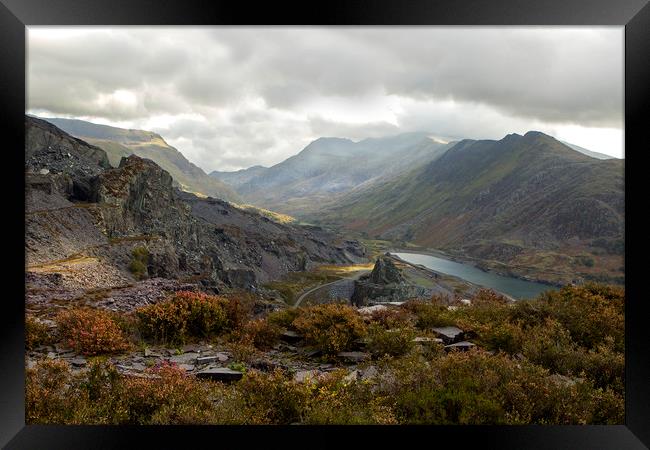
(337, 351, 369, 363)
(169, 352, 200, 364)
(444, 341, 476, 351)
(432, 326, 464, 343)
(144, 348, 163, 358)
(196, 355, 219, 364)
(195, 367, 244, 382)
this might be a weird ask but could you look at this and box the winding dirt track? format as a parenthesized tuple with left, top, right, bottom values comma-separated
(293, 271, 368, 307)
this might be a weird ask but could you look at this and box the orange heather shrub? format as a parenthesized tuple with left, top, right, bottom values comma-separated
(56, 308, 130, 356)
(220, 293, 255, 329)
(292, 304, 367, 355)
(239, 318, 282, 350)
(136, 291, 228, 344)
(368, 307, 415, 329)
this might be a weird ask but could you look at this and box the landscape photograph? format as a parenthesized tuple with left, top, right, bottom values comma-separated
(25, 26, 625, 425)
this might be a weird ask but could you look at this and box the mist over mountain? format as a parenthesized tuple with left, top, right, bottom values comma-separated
(211, 132, 455, 216)
(560, 141, 616, 160)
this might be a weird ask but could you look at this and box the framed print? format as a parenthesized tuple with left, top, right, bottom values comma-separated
(1, 0, 649, 448)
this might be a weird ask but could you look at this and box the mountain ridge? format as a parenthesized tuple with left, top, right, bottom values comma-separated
(37, 116, 241, 203)
(309, 131, 624, 285)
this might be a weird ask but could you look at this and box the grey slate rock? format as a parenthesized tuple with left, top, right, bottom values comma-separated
(432, 326, 465, 344)
(69, 357, 87, 367)
(195, 367, 244, 382)
(444, 341, 476, 352)
(170, 352, 200, 364)
(196, 355, 218, 364)
(337, 351, 369, 363)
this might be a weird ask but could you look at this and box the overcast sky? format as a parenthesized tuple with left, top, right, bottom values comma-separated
(27, 27, 624, 172)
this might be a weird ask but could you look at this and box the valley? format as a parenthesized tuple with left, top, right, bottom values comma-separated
(25, 115, 625, 426)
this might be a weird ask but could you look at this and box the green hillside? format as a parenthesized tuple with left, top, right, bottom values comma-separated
(312, 132, 624, 285)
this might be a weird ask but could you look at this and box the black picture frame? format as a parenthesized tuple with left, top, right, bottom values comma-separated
(1, 0, 648, 448)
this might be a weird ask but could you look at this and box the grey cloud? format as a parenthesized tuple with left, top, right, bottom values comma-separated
(28, 26, 623, 170)
(308, 117, 400, 141)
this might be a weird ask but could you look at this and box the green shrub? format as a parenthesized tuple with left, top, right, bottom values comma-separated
(55, 308, 130, 356)
(366, 324, 416, 358)
(471, 288, 510, 306)
(26, 359, 223, 425)
(237, 369, 311, 424)
(26, 316, 52, 350)
(303, 369, 397, 424)
(129, 246, 149, 280)
(470, 320, 525, 355)
(26, 359, 77, 423)
(267, 307, 300, 329)
(136, 291, 228, 345)
(226, 340, 260, 364)
(292, 304, 367, 355)
(536, 284, 624, 351)
(401, 300, 455, 329)
(521, 318, 577, 375)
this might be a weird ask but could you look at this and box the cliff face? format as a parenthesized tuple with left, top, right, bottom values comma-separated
(25, 117, 362, 291)
(39, 116, 242, 203)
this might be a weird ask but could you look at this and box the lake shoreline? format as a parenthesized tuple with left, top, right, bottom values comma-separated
(388, 249, 556, 300)
(388, 246, 562, 288)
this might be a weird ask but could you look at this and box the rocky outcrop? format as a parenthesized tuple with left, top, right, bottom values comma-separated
(367, 255, 404, 284)
(25, 117, 363, 291)
(26, 116, 110, 201)
(351, 255, 433, 306)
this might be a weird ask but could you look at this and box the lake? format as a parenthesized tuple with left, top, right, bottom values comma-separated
(392, 251, 556, 300)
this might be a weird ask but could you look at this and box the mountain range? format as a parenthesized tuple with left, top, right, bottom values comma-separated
(210, 132, 455, 215)
(32, 116, 624, 285)
(210, 129, 623, 285)
(310, 131, 624, 283)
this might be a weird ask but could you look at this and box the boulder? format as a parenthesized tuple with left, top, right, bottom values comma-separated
(344, 370, 361, 383)
(351, 256, 433, 306)
(432, 326, 464, 344)
(69, 357, 87, 367)
(361, 366, 378, 381)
